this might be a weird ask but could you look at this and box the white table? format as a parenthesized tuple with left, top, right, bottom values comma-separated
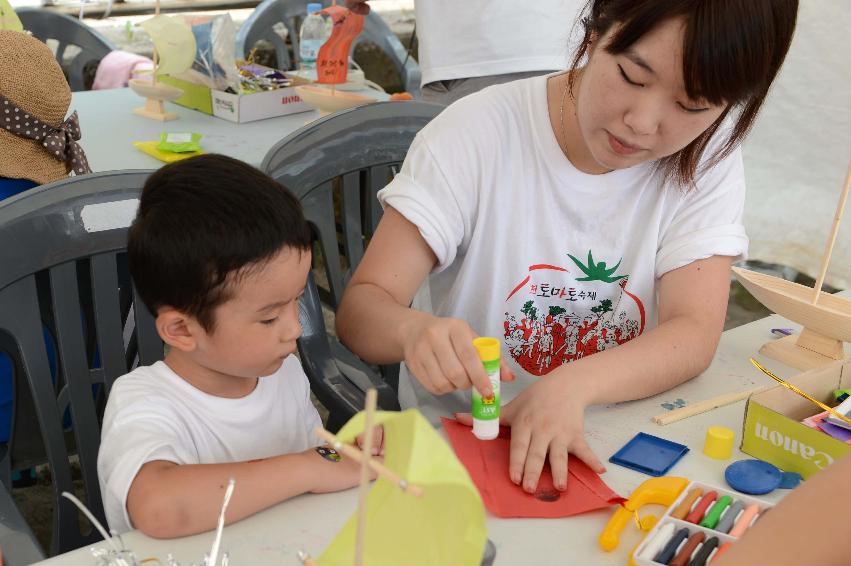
(35, 305, 829, 566)
(71, 87, 387, 172)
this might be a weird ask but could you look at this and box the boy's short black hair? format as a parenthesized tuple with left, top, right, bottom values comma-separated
(128, 154, 312, 332)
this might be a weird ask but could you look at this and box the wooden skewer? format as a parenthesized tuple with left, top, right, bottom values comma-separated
(314, 428, 424, 497)
(811, 161, 851, 305)
(354, 389, 377, 566)
(297, 549, 319, 566)
(652, 387, 770, 425)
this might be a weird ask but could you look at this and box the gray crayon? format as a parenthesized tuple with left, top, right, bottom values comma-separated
(715, 500, 745, 533)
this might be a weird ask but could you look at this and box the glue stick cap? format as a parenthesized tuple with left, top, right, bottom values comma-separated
(703, 426, 735, 460)
(473, 337, 500, 361)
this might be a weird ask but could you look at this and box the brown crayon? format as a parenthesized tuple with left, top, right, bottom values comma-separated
(669, 531, 706, 566)
(671, 487, 703, 519)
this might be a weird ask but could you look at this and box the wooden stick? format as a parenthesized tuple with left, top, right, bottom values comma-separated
(652, 387, 770, 425)
(297, 550, 320, 566)
(354, 389, 377, 566)
(314, 428, 424, 497)
(812, 161, 851, 305)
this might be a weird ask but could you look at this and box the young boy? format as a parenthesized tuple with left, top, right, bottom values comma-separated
(98, 155, 366, 537)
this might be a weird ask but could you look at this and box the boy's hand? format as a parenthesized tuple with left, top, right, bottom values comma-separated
(356, 424, 385, 456)
(455, 373, 605, 493)
(399, 315, 516, 398)
(344, 0, 371, 14)
(307, 446, 379, 494)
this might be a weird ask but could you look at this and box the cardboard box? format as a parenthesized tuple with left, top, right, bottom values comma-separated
(209, 87, 311, 123)
(158, 75, 313, 123)
(741, 359, 851, 479)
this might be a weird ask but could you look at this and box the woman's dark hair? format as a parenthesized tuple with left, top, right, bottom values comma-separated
(569, 0, 798, 187)
(128, 154, 312, 332)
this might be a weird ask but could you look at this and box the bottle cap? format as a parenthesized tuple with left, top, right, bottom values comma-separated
(473, 337, 500, 362)
(473, 418, 499, 440)
(307, 3, 322, 14)
(703, 425, 735, 459)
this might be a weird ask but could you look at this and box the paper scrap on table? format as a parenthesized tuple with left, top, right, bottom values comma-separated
(442, 417, 624, 518)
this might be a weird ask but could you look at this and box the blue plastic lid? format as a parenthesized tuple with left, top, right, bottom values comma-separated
(307, 2, 322, 14)
(725, 459, 781, 495)
(609, 432, 690, 476)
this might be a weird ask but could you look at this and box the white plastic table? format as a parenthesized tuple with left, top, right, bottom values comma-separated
(36, 300, 841, 566)
(71, 87, 386, 172)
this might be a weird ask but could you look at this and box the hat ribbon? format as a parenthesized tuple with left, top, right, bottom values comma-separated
(0, 94, 92, 176)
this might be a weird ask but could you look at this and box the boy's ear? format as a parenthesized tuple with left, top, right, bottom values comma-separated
(155, 307, 200, 352)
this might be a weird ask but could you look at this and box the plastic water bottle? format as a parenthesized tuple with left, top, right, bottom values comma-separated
(299, 3, 332, 71)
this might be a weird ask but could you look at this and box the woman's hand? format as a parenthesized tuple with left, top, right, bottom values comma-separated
(400, 314, 515, 397)
(456, 370, 604, 492)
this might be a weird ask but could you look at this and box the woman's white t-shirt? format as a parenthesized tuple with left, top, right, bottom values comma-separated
(378, 74, 748, 422)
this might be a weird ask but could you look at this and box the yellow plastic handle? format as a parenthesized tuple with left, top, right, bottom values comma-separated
(598, 476, 689, 552)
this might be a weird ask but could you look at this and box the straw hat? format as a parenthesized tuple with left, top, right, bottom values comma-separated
(0, 30, 74, 185)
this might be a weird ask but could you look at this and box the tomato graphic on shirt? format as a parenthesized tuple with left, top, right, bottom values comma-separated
(504, 250, 646, 376)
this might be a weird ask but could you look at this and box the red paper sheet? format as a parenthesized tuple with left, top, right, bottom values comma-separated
(442, 417, 624, 518)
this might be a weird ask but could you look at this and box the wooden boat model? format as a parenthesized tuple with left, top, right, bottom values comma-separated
(733, 163, 851, 370)
(732, 266, 850, 368)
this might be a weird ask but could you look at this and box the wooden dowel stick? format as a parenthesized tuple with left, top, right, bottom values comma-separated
(812, 161, 851, 305)
(297, 550, 319, 566)
(652, 387, 770, 425)
(314, 427, 424, 497)
(354, 389, 377, 566)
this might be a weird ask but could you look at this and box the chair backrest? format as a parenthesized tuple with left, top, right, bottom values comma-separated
(16, 8, 115, 92)
(235, 0, 421, 95)
(262, 101, 442, 424)
(0, 170, 162, 556)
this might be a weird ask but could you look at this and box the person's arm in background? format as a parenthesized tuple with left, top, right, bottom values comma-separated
(344, 0, 371, 15)
(713, 452, 851, 566)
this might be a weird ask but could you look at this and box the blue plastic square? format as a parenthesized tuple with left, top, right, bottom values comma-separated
(609, 432, 689, 476)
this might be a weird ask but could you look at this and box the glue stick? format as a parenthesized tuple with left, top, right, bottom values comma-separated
(472, 337, 500, 440)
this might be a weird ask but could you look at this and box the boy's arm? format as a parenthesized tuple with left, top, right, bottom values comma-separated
(496, 255, 733, 491)
(127, 446, 366, 538)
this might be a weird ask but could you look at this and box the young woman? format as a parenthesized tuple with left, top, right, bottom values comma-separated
(336, 0, 798, 493)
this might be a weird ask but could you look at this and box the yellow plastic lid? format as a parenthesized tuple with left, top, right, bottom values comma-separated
(472, 337, 500, 361)
(703, 426, 735, 460)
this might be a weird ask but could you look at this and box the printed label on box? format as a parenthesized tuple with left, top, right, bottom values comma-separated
(742, 401, 851, 478)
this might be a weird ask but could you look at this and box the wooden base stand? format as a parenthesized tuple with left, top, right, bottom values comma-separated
(759, 328, 848, 371)
(133, 97, 177, 121)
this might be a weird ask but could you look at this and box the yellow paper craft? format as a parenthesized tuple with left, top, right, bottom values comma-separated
(133, 141, 203, 163)
(139, 15, 196, 76)
(0, 0, 23, 31)
(317, 409, 487, 566)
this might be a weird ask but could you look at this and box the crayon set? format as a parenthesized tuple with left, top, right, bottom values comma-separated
(631, 481, 773, 566)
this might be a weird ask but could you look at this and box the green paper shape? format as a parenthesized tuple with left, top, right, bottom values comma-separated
(318, 409, 487, 566)
(157, 132, 202, 153)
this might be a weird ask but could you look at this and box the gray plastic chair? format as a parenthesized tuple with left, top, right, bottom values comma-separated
(0, 170, 162, 562)
(261, 100, 442, 431)
(16, 8, 115, 91)
(235, 0, 421, 95)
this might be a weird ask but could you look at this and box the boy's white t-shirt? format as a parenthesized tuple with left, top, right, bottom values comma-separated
(415, 1, 583, 85)
(97, 356, 321, 533)
(378, 74, 748, 422)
